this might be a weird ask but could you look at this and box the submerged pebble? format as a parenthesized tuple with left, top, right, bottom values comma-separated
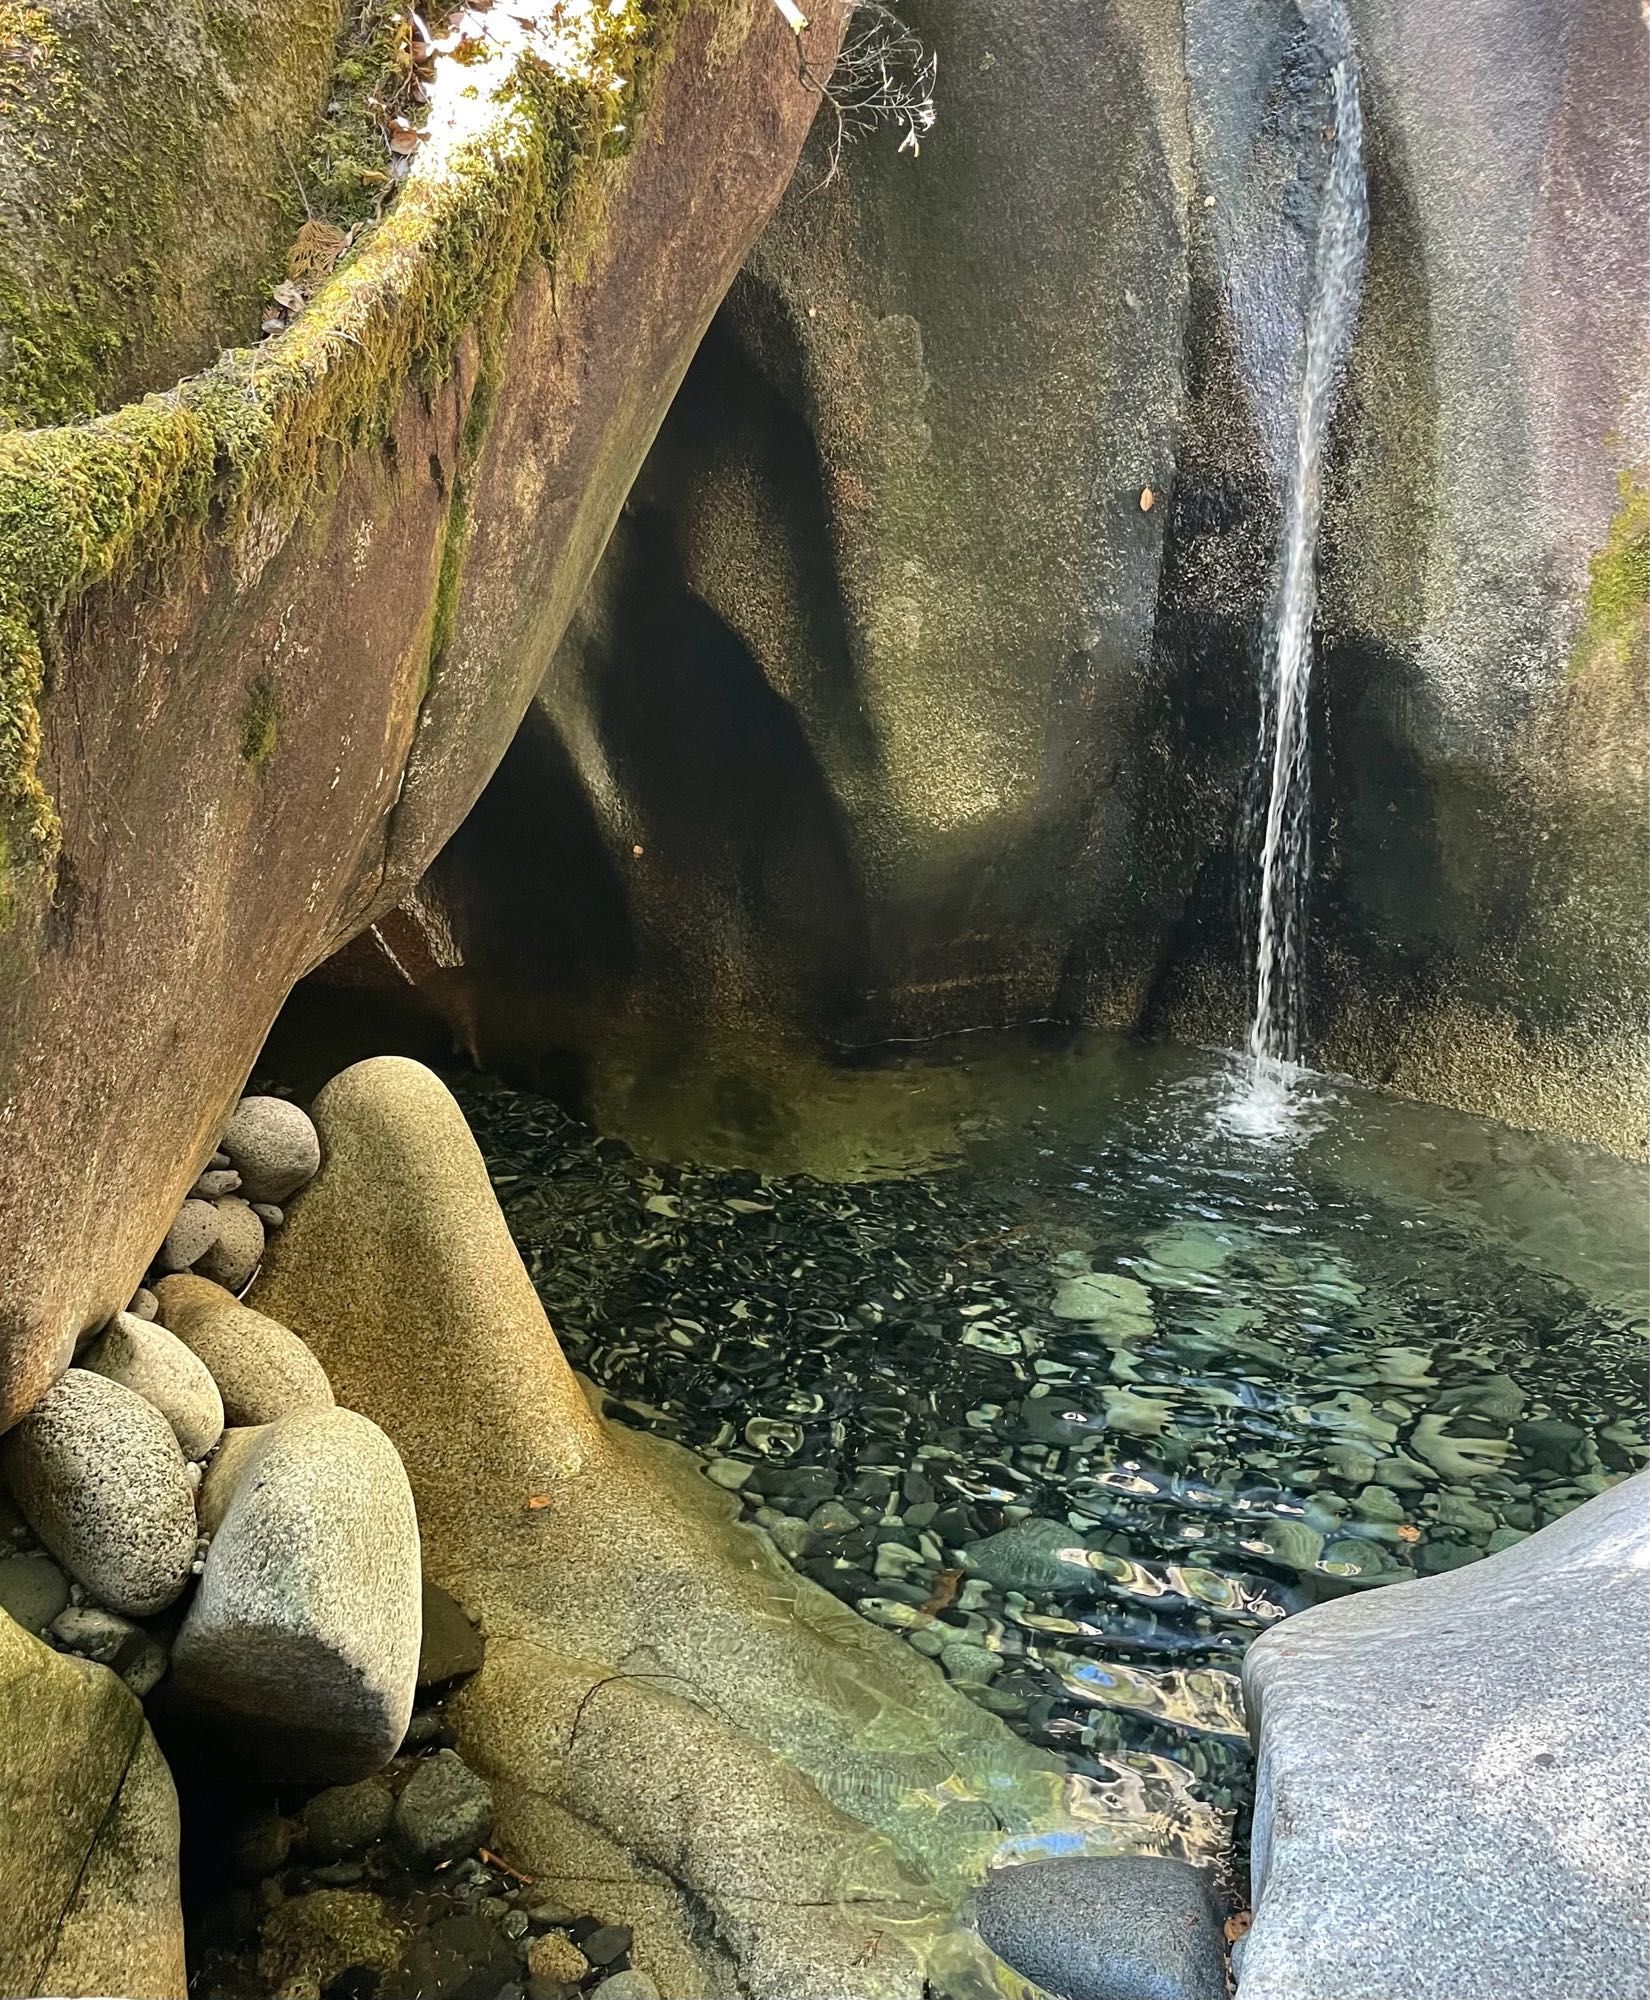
(447, 1056, 1647, 1844)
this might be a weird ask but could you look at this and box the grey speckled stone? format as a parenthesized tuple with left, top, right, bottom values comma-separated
(301, 1778, 395, 1860)
(157, 1198, 220, 1274)
(221, 1096, 322, 1204)
(153, 1274, 334, 1425)
(80, 1310, 225, 1460)
(416, 1579, 485, 1688)
(0, 1549, 69, 1633)
(194, 1197, 265, 1293)
(1241, 1470, 1650, 2000)
(591, 1975, 662, 2000)
(392, 1748, 493, 1867)
(173, 1405, 420, 1780)
(972, 1855, 1228, 2000)
(0, 1370, 197, 1615)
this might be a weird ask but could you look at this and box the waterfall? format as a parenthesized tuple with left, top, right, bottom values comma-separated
(1241, 0, 1368, 1094)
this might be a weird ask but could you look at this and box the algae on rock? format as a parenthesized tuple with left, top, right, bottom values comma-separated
(0, 1605, 184, 1999)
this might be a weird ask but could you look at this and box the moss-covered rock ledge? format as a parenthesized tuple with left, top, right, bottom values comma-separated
(0, 0, 848, 1428)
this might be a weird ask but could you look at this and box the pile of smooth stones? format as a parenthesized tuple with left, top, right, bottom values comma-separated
(0, 1094, 423, 1774)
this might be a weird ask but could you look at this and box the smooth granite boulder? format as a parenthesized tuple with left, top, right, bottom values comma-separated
(193, 1197, 267, 1294)
(1, 1370, 197, 1616)
(219, 1098, 322, 1206)
(972, 1854, 1229, 2000)
(0, 1605, 185, 1998)
(170, 1406, 421, 1781)
(154, 1275, 335, 1426)
(80, 1310, 225, 1461)
(1240, 1469, 1650, 2000)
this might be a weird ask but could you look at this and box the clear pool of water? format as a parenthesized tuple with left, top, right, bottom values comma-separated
(455, 1029, 1648, 1861)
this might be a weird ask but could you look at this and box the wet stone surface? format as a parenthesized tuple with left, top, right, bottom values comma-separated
(452, 1042, 1648, 1850)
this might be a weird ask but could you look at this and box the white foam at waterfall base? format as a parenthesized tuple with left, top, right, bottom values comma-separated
(1233, 0, 1369, 1130)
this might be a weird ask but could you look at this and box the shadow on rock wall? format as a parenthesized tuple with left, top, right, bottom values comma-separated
(333, 0, 1646, 1153)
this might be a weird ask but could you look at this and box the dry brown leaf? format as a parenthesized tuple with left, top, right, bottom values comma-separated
(525, 1494, 552, 1510)
(387, 118, 423, 155)
(286, 218, 348, 282)
(271, 279, 306, 313)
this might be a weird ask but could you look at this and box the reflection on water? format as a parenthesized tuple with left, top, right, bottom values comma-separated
(457, 1028, 1648, 1857)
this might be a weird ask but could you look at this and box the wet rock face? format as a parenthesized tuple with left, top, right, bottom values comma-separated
(402, 0, 1645, 1154)
(1240, 1470, 1650, 2000)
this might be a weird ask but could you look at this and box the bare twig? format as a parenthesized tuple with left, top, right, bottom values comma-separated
(784, 1, 937, 188)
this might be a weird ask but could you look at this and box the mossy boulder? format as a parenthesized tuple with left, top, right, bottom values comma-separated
(0, 0, 846, 1426)
(0, 1604, 184, 1998)
(0, 0, 349, 427)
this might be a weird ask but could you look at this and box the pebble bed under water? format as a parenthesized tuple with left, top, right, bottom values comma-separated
(454, 1031, 1649, 1859)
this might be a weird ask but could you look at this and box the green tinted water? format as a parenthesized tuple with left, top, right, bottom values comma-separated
(459, 1029, 1648, 1856)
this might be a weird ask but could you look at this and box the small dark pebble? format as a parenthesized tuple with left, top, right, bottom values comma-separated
(231, 1811, 295, 1882)
(578, 1923, 632, 1968)
(521, 1898, 578, 1933)
(402, 1711, 443, 1750)
(308, 1860, 365, 1887)
(846, 1470, 893, 1507)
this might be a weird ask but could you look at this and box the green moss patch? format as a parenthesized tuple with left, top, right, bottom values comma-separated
(1573, 472, 1649, 682)
(239, 673, 281, 769)
(0, 0, 694, 924)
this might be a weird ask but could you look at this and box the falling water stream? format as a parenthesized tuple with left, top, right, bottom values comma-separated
(1241, 0, 1368, 1113)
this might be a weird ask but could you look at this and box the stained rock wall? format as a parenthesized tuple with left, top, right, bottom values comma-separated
(403, 0, 1647, 1153)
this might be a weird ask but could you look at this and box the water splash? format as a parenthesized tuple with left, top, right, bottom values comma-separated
(1240, 0, 1369, 1109)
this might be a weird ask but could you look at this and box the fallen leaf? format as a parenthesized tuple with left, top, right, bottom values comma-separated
(387, 118, 423, 155)
(1225, 1910, 1253, 1942)
(525, 1494, 552, 1510)
(286, 219, 348, 283)
(1396, 1522, 1422, 1542)
(271, 279, 306, 313)
(919, 1569, 962, 1619)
